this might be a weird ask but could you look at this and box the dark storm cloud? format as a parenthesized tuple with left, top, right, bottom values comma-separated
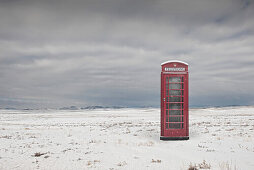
(0, 0, 254, 108)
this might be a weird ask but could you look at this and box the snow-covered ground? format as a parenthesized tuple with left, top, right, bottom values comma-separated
(0, 107, 253, 170)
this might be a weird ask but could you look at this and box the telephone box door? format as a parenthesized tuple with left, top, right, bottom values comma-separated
(162, 74, 188, 137)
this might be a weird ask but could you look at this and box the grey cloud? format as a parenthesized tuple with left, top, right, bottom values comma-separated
(0, 0, 254, 108)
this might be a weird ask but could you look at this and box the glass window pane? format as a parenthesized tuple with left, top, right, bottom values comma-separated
(169, 83, 181, 89)
(169, 117, 181, 122)
(169, 103, 181, 109)
(169, 77, 181, 82)
(169, 90, 182, 95)
(169, 97, 181, 102)
(169, 110, 181, 115)
(169, 123, 182, 129)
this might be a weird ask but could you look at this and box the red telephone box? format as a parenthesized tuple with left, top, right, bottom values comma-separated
(160, 60, 189, 140)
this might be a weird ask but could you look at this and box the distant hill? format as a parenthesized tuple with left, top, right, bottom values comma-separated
(59, 105, 125, 110)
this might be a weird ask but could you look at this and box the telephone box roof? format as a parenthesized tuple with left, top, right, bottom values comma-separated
(161, 60, 188, 66)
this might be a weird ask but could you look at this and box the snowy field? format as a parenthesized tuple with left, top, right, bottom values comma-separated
(0, 107, 254, 170)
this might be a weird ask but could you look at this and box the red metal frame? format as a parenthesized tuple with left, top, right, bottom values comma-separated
(160, 61, 189, 140)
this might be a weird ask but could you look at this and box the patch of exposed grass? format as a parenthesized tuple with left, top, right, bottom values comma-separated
(188, 160, 211, 170)
(188, 163, 198, 170)
(32, 152, 47, 157)
(198, 160, 211, 169)
(0, 135, 12, 139)
(151, 159, 161, 163)
(117, 161, 127, 166)
(219, 161, 238, 170)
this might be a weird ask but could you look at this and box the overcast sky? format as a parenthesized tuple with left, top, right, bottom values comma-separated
(0, 0, 254, 108)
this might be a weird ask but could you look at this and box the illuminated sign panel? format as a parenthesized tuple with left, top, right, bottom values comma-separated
(164, 67, 185, 71)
